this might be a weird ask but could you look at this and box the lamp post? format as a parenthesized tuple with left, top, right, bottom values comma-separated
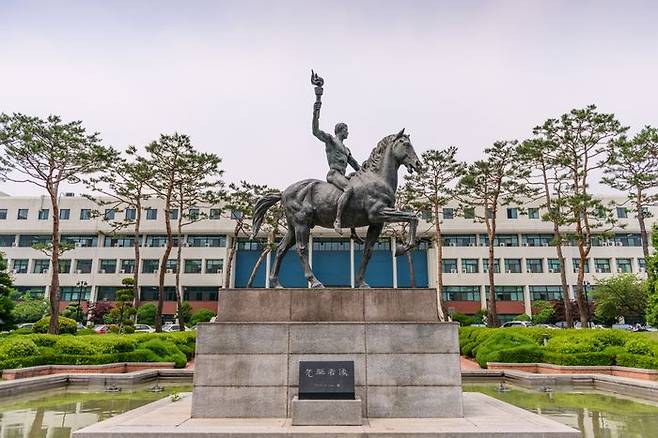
(76, 280, 88, 323)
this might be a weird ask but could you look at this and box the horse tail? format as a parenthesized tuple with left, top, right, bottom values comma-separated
(251, 192, 282, 239)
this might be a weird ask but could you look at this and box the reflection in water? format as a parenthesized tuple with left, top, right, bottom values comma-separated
(0, 385, 191, 438)
(2, 384, 658, 437)
(465, 384, 658, 438)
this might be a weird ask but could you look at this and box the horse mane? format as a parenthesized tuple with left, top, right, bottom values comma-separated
(358, 134, 395, 174)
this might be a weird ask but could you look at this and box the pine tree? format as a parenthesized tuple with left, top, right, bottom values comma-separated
(0, 252, 16, 330)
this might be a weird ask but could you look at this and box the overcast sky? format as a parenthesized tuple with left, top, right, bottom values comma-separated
(1, 0, 657, 196)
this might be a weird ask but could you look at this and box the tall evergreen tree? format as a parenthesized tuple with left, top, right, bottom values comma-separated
(0, 252, 16, 331)
(403, 147, 466, 320)
(0, 113, 116, 333)
(602, 126, 658, 260)
(534, 105, 627, 326)
(457, 140, 534, 327)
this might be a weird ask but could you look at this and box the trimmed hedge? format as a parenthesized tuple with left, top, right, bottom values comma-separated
(33, 316, 78, 334)
(0, 331, 196, 370)
(460, 327, 658, 370)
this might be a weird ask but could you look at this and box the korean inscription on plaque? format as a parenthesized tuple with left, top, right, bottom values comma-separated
(298, 360, 355, 400)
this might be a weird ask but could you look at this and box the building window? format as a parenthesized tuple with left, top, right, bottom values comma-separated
(165, 259, 178, 273)
(125, 208, 136, 220)
(0, 209, 7, 220)
(480, 234, 518, 247)
(522, 234, 552, 247)
(62, 235, 97, 248)
(58, 259, 71, 274)
(104, 235, 135, 247)
(463, 207, 475, 219)
(529, 285, 563, 301)
(59, 209, 70, 220)
(146, 208, 157, 220)
(140, 286, 176, 301)
(169, 209, 178, 220)
(504, 259, 522, 273)
(60, 286, 92, 301)
(312, 239, 350, 251)
(17, 209, 28, 220)
(230, 210, 243, 220)
(547, 258, 562, 273)
(0, 235, 15, 247)
(461, 259, 479, 273)
(209, 208, 221, 220)
(442, 259, 458, 273)
(528, 208, 540, 219)
(99, 259, 117, 274)
(32, 259, 50, 274)
(616, 258, 632, 273)
(142, 259, 159, 274)
(38, 209, 49, 220)
(184, 259, 202, 274)
(442, 234, 477, 247)
(507, 208, 518, 219)
(639, 258, 647, 272)
(187, 235, 227, 247)
(442, 286, 480, 301)
(206, 259, 224, 274)
(526, 258, 543, 273)
(486, 285, 524, 301)
(613, 234, 642, 247)
(120, 259, 136, 274)
(183, 286, 219, 301)
(482, 258, 500, 273)
(443, 208, 454, 220)
(80, 209, 91, 220)
(15, 286, 46, 298)
(75, 259, 93, 274)
(104, 209, 116, 220)
(97, 286, 119, 301)
(616, 207, 628, 219)
(146, 235, 178, 247)
(594, 258, 611, 273)
(572, 258, 590, 273)
(12, 259, 29, 273)
(188, 208, 200, 220)
(19, 235, 51, 247)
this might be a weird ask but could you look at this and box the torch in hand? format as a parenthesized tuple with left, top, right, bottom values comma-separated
(311, 69, 324, 103)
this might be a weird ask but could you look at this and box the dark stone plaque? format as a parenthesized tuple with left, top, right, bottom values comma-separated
(298, 361, 355, 400)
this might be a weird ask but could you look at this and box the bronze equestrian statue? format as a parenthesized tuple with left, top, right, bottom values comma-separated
(251, 71, 422, 288)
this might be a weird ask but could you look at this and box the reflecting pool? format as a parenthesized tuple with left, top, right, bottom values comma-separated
(465, 384, 658, 438)
(1, 383, 658, 437)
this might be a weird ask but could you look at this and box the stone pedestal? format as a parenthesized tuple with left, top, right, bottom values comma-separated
(191, 288, 463, 419)
(291, 396, 362, 425)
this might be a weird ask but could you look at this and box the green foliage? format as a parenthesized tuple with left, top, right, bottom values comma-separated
(137, 303, 156, 325)
(0, 337, 39, 359)
(623, 339, 654, 356)
(140, 338, 187, 368)
(11, 294, 49, 324)
(107, 278, 136, 333)
(33, 316, 77, 334)
(62, 302, 84, 323)
(474, 331, 539, 367)
(645, 224, 658, 326)
(514, 313, 531, 321)
(54, 337, 96, 355)
(531, 301, 555, 325)
(190, 308, 215, 326)
(591, 274, 647, 325)
(0, 252, 15, 330)
(178, 302, 193, 324)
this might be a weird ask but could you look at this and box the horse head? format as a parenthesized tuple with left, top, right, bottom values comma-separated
(391, 129, 422, 174)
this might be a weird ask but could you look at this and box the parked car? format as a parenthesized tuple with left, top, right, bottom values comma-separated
(611, 323, 634, 331)
(501, 321, 532, 328)
(533, 323, 558, 329)
(94, 324, 111, 334)
(134, 324, 154, 333)
(16, 322, 34, 330)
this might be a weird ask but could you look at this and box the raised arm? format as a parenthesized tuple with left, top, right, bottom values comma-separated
(312, 101, 331, 142)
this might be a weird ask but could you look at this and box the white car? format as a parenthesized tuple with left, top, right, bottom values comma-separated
(134, 324, 155, 333)
(501, 321, 532, 328)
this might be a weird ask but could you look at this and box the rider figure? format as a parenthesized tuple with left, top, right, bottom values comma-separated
(311, 70, 360, 235)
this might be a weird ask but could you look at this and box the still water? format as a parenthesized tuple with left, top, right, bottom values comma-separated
(1, 383, 658, 437)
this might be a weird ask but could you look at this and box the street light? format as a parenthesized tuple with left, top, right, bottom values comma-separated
(76, 280, 88, 323)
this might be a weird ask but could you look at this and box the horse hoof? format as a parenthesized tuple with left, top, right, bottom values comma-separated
(357, 282, 371, 289)
(311, 281, 325, 289)
(334, 220, 343, 235)
(270, 279, 284, 289)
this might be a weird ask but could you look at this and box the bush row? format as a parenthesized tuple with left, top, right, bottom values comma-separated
(0, 331, 196, 370)
(460, 327, 658, 369)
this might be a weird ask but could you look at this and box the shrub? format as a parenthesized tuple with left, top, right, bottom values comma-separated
(137, 304, 156, 325)
(623, 339, 654, 356)
(616, 353, 658, 369)
(542, 351, 615, 366)
(33, 316, 78, 334)
(12, 328, 33, 335)
(497, 345, 544, 363)
(475, 331, 537, 367)
(0, 337, 39, 359)
(54, 337, 96, 355)
(514, 313, 531, 322)
(140, 338, 187, 368)
(190, 309, 215, 326)
(77, 328, 97, 336)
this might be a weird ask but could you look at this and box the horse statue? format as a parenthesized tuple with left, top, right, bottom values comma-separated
(251, 129, 423, 288)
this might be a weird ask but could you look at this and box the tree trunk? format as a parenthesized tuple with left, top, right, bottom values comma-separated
(246, 248, 270, 288)
(132, 205, 142, 313)
(487, 230, 497, 327)
(156, 197, 173, 332)
(555, 240, 573, 327)
(47, 188, 60, 334)
(637, 189, 650, 260)
(434, 208, 446, 321)
(575, 240, 590, 327)
(406, 251, 415, 288)
(175, 207, 185, 332)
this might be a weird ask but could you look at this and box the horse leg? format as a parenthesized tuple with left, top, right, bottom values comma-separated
(355, 223, 383, 288)
(294, 225, 323, 288)
(269, 228, 295, 288)
(375, 208, 418, 256)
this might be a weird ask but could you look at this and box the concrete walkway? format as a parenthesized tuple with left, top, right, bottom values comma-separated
(460, 356, 481, 370)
